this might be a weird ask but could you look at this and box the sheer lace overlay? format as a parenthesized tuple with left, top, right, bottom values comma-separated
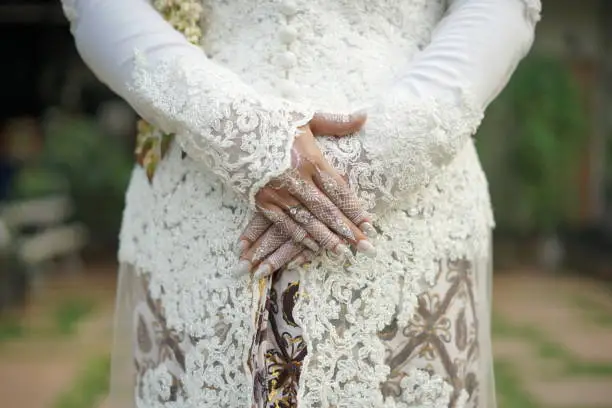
(130, 51, 313, 205)
(318, 92, 483, 214)
(62, 0, 539, 406)
(120, 140, 493, 407)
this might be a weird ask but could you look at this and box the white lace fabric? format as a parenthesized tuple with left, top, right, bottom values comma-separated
(62, 0, 540, 406)
(318, 92, 483, 213)
(65, 0, 313, 204)
(130, 50, 313, 203)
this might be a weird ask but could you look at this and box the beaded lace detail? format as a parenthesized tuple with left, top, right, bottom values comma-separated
(61, 0, 539, 406)
(318, 92, 483, 214)
(130, 50, 313, 205)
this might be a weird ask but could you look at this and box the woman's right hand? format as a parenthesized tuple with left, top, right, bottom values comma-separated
(235, 112, 377, 278)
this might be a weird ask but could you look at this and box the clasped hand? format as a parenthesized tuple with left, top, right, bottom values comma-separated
(235, 112, 377, 279)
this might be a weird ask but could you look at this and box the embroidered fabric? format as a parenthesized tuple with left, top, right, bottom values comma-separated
(62, 0, 540, 406)
(64, 0, 313, 205)
(318, 93, 483, 214)
(130, 51, 313, 204)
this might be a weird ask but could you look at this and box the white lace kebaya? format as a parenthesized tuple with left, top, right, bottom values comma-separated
(66, 0, 313, 205)
(63, 0, 539, 407)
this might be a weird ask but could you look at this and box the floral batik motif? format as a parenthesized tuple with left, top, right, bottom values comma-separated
(378, 258, 483, 407)
(246, 255, 486, 408)
(249, 270, 306, 408)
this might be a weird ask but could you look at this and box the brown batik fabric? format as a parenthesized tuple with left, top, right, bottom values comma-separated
(248, 268, 306, 408)
(131, 255, 483, 407)
(378, 258, 483, 407)
(249, 256, 483, 408)
(131, 276, 192, 403)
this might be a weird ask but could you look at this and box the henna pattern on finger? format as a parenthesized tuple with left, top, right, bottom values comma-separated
(278, 172, 356, 242)
(254, 241, 303, 279)
(281, 204, 340, 250)
(259, 207, 307, 241)
(314, 166, 370, 226)
(252, 225, 290, 264)
(258, 206, 319, 252)
(242, 212, 272, 243)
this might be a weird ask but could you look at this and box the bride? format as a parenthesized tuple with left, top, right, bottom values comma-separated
(62, 0, 539, 407)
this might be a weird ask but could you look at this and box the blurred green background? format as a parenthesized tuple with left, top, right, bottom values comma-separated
(1, 0, 612, 407)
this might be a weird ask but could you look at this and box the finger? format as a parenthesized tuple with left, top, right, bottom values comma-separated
(280, 174, 354, 241)
(281, 174, 375, 257)
(237, 212, 272, 255)
(258, 204, 320, 252)
(259, 178, 346, 254)
(310, 110, 367, 137)
(235, 225, 289, 275)
(280, 203, 348, 255)
(294, 180, 375, 257)
(312, 164, 376, 237)
(253, 241, 303, 279)
(248, 225, 289, 265)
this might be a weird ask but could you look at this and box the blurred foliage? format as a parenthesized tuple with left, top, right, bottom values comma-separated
(477, 55, 588, 233)
(0, 317, 24, 343)
(0, 296, 95, 343)
(494, 360, 540, 408)
(607, 131, 612, 205)
(9, 113, 133, 250)
(570, 295, 612, 328)
(492, 314, 612, 377)
(9, 166, 69, 198)
(54, 297, 95, 336)
(54, 355, 110, 408)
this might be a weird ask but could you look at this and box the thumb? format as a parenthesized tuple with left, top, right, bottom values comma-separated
(309, 110, 367, 137)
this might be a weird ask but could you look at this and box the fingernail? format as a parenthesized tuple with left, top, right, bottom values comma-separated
(333, 244, 353, 259)
(235, 239, 250, 256)
(302, 238, 320, 252)
(360, 222, 377, 238)
(353, 108, 367, 117)
(357, 240, 377, 258)
(254, 264, 272, 279)
(233, 260, 251, 276)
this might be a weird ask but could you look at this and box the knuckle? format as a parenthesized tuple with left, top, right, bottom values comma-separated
(324, 234, 340, 249)
(258, 187, 279, 203)
(294, 154, 316, 172)
(274, 189, 293, 202)
(255, 188, 268, 203)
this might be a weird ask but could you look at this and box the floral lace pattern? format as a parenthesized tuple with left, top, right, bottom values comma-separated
(121, 140, 493, 407)
(318, 92, 483, 214)
(132, 0, 205, 182)
(61, 0, 539, 406)
(130, 51, 313, 205)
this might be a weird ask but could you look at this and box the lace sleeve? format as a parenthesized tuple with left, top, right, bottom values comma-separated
(318, 0, 540, 214)
(129, 51, 312, 203)
(61, 0, 312, 205)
